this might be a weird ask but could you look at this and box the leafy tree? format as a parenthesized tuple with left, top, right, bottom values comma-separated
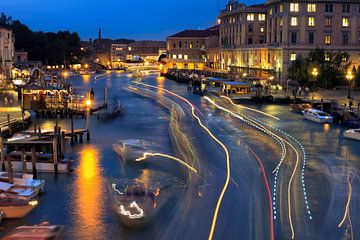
(288, 48, 351, 89)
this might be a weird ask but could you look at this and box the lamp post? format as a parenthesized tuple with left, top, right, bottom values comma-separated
(311, 68, 319, 104)
(346, 71, 354, 99)
(85, 98, 92, 140)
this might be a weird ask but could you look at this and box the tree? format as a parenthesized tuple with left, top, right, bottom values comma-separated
(288, 48, 351, 89)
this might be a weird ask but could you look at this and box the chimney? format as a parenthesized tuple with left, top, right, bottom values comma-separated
(98, 28, 102, 40)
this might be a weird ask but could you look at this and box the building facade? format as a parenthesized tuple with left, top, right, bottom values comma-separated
(110, 44, 127, 68)
(219, 0, 360, 83)
(0, 27, 15, 80)
(126, 41, 166, 63)
(165, 26, 220, 71)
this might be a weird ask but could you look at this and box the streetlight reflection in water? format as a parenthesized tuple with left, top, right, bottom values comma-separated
(73, 146, 105, 239)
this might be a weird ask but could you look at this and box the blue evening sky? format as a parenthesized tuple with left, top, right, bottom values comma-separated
(0, 0, 262, 41)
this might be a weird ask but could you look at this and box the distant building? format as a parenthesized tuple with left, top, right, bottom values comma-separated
(0, 27, 15, 80)
(110, 44, 127, 68)
(165, 26, 220, 72)
(14, 50, 28, 63)
(126, 41, 166, 62)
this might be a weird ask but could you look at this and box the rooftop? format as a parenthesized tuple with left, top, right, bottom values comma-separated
(168, 26, 219, 39)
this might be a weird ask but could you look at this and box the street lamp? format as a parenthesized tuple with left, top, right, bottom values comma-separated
(85, 98, 92, 140)
(346, 71, 354, 99)
(311, 68, 319, 103)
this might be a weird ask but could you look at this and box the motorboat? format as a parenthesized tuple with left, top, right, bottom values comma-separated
(111, 182, 161, 228)
(113, 139, 157, 164)
(344, 129, 360, 141)
(3, 224, 62, 239)
(0, 194, 38, 219)
(0, 181, 39, 199)
(7, 151, 73, 173)
(302, 109, 333, 123)
(290, 103, 312, 113)
(0, 172, 45, 195)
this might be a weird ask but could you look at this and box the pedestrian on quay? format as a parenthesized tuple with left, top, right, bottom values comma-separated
(297, 86, 302, 96)
(305, 86, 310, 96)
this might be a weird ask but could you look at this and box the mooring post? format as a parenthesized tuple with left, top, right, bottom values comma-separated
(7, 114, 12, 136)
(104, 88, 108, 109)
(53, 131, 58, 175)
(21, 111, 25, 128)
(58, 127, 62, 157)
(31, 145, 37, 179)
(358, 102, 360, 120)
(34, 118, 37, 135)
(79, 133, 83, 143)
(0, 137, 4, 171)
(21, 149, 27, 175)
(7, 155, 13, 184)
(38, 127, 42, 140)
(87, 130, 90, 142)
(61, 131, 65, 158)
(71, 115, 74, 145)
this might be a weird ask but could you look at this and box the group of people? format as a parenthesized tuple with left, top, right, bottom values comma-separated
(296, 86, 311, 96)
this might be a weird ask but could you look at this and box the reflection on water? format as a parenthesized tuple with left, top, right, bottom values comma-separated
(136, 169, 151, 185)
(74, 146, 105, 239)
(156, 76, 165, 96)
(82, 75, 91, 83)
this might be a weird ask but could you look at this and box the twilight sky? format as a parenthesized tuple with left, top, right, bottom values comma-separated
(1, 0, 262, 41)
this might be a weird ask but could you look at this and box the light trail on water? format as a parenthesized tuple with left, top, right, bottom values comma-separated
(135, 152, 198, 173)
(205, 96, 303, 240)
(135, 82, 231, 240)
(338, 171, 355, 240)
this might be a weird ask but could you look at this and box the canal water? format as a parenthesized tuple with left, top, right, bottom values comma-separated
(0, 72, 359, 240)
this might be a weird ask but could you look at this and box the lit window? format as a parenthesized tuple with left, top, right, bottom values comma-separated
(307, 4, 316, 12)
(269, 7, 273, 15)
(280, 4, 283, 13)
(178, 54, 183, 59)
(184, 55, 188, 60)
(260, 27, 265, 33)
(172, 55, 177, 59)
(308, 17, 315, 27)
(343, 17, 349, 27)
(325, 54, 330, 61)
(189, 42, 193, 49)
(325, 17, 332, 27)
(259, 14, 266, 21)
(291, 17, 298, 26)
(280, 17, 283, 27)
(247, 14, 254, 21)
(290, 3, 299, 12)
(290, 53, 297, 61)
(325, 35, 331, 45)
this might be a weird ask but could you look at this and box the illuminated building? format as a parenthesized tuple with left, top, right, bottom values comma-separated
(0, 27, 15, 80)
(110, 44, 127, 68)
(165, 26, 220, 72)
(219, 0, 360, 83)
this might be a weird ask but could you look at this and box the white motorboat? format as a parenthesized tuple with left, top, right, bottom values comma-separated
(0, 172, 45, 195)
(0, 182, 39, 199)
(3, 224, 62, 239)
(113, 139, 157, 164)
(0, 194, 38, 219)
(344, 129, 360, 141)
(7, 151, 73, 173)
(111, 182, 161, 228)
(302, 109, 333, 123)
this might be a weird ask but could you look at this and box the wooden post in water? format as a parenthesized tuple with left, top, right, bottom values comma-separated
(38, 127, 42, 140)
(7, 156, 13, 184)
(104, 88, 108, 108)
(61, 131, 65, 158)
(0, 137, 4, 171)
(21, 111, 25, 128)
(358, 102, 360, 120)
(71, 115, 74, 145)
(58, 127, 62, 157)
(34, 118, 37, 135)
(31, 145, 37, 179)
(53, 127, 58, 175)
(7, 114, 12, 136)
(21, 149, 27, 175)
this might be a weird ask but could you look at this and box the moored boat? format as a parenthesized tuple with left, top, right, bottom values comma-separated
(3, 223, 62, 239)
(290, 103, 312, 113)
(0, 194, 38, 219)
(6, 151, 73, 173)
(302, 109, 333, 123)
(344, 129, 360, 141)
(0, 172, 45, 194)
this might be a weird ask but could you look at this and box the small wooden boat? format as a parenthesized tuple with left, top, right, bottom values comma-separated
(7, 151, 73, 173)
(100, 99, 124, 121)
(0, 182, 39, 199)
(344, 129, 360, 141)
(290, 103, 312, 113)
(0, 194, 38, 219)
(302, 109, 333, 123)
(3, 224, 62, 239)
(111, 182, 161, 228)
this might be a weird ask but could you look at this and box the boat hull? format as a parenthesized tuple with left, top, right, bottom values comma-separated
(344, 132, 360, 141)
(304, 114, 333, 123)
(1, 205, 36, 218)
(7, 161, 71, 173)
